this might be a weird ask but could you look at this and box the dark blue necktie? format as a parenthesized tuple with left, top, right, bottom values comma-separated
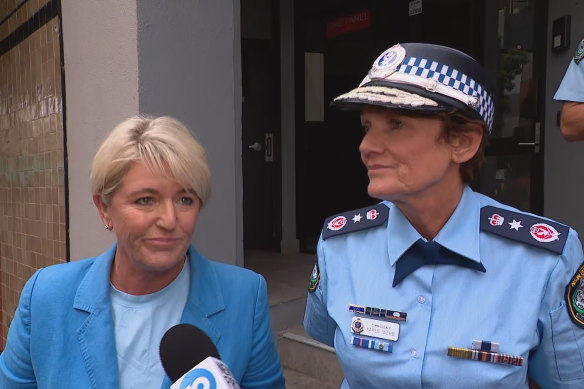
(392, 239, 486, 287)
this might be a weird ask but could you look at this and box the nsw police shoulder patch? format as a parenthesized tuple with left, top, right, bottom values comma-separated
(480, 205, 569, 254)
(308, 261, 320, 292)
(566, 262, 584, 329)
(322, 204, 389, 240)
(575, 36, 584, 64)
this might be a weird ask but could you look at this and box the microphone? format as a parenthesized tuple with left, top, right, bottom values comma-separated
(159, 323, 240, 389)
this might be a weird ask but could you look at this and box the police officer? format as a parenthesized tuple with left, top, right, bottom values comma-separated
(554, 36, 584, 141)
(304, 43, 584, 388)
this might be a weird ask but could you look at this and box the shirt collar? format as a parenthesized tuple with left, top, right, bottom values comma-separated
(387, 186, 482, 266)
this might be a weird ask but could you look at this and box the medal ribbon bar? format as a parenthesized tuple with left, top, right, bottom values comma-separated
(348, 304, 407, 321)
(447, 346, 523, 366)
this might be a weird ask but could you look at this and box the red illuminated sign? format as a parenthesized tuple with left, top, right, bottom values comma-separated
(326, 9, 371, 39)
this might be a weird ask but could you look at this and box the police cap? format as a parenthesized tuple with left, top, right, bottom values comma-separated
(331, 43, 497, 132)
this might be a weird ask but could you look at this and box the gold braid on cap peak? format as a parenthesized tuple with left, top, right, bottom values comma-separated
(334, 85, 439, 108)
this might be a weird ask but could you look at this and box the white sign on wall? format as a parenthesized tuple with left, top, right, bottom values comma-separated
(409, 0, 423, 16)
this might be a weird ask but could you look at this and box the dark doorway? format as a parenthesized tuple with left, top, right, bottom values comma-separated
(241, 0, 282, 251)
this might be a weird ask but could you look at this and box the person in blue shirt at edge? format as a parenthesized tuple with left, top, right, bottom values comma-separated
(304, 42, 584, 388)
(554, 35, 584, 141)
(0, 116, 285, 388)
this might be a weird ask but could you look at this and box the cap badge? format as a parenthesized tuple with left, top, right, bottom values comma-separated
(369, 44, 406, 79)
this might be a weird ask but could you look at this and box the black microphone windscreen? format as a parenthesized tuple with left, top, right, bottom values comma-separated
(159, 323, 221, 382)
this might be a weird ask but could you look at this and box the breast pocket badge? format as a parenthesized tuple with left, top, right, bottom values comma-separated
(351, 316, 399, 341)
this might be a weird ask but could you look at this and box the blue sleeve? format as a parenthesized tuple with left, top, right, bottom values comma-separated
(529, 229, 584, 388)
(554, 60, 584, 102)
(0, 270, 42, 389)
(304, 237, 337, 347)
(239, 274, 285, 389)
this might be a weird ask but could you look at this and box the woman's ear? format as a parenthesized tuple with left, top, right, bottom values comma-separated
(93, 193, 111, 227)
(450, 122, 484, 164)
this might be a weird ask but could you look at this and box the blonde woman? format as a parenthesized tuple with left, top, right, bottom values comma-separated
(1, 116, 285, 388)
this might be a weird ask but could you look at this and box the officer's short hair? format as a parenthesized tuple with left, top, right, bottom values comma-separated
(441, 112, 489, 183)
(90, 115, 211, 207)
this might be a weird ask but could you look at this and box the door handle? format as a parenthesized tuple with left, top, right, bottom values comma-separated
(248, 142, 262, 152)
(518, 122, 540, 153)
(265, 133, 274, 162)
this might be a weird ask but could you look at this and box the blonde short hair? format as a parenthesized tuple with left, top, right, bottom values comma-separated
(90, 116, 211, 207)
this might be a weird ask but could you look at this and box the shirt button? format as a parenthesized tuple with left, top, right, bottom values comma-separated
(411, 349, 418, 358)
(417, 295, 426, 304)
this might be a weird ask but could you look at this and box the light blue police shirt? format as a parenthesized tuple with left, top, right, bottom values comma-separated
(304, 186, 584, 388)
(555, 58, 584, 102)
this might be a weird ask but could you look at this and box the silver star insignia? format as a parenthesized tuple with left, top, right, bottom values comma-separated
(352, 214, 363, 223)
(509, 219, 523, 231)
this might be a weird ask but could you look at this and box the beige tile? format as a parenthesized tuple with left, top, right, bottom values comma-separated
(0, 4, 66, 347)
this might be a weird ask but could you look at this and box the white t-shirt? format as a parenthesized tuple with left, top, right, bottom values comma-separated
(110, 260, 190, 389)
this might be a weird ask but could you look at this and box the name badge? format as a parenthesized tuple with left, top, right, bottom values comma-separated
(351, 316, 399, 341)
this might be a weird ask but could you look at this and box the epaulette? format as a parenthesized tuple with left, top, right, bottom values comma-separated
(575, 35, 584, 64)
(322, 204, 389, 240)
(480, 205, 569, 254)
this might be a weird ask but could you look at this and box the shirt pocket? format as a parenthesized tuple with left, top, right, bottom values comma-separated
(550, 303, 584, 380)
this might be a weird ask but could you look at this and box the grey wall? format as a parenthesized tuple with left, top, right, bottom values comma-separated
(61, 0, 139, 260)
(136, 1, 243, 265)
(545, 1, 584, 236)
(62, 0, 242, 265)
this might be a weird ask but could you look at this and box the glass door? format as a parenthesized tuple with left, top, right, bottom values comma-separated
(473, 0, 545, 214)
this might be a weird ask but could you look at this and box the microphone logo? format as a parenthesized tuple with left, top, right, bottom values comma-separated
(179, 368, 217, 389)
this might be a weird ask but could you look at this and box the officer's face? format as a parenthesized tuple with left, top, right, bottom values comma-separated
(359, 106, 462, 205)
(94, 160, 200, 292)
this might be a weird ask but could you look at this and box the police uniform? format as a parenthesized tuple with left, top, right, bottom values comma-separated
(303, 43, 584, 388)
(554, 36, 584, 102)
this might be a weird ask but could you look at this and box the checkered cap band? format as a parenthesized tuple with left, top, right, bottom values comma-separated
(396, 56, 495, 130)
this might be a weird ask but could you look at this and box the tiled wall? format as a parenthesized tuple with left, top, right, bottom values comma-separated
(0, 0, 66, 347)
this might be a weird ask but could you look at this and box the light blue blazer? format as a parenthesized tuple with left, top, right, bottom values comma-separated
(0, 244, 285, 388)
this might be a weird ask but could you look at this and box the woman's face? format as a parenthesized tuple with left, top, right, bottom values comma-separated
(98, 160, 200, 281)
(359, 106, 461, 205)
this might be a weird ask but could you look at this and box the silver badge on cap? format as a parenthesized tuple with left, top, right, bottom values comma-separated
(369, 44, 406, 79)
